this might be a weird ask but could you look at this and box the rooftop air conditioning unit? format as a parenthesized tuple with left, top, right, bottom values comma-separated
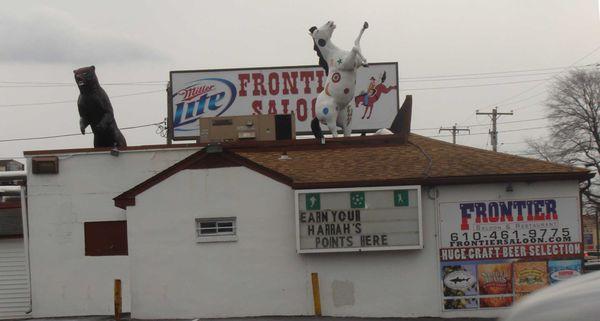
(198, 114, 295, 143)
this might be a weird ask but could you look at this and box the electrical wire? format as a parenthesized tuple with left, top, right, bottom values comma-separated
(399, 77, 551, 91)
(0, 63, 595, 88)
(412, 116, 547, 131)
(399, 70, 578, 83)
(484, 44, 600, 108)
(0, 122, 162, 143)
(0, 81, 167, 88)
(399, 63, 598, 80)
(430, 125, 547, 138)
(0, 89, 164, 108)
(0, 77, 555, 109)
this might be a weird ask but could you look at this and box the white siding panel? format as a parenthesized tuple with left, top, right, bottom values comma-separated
(0, 239, 30, 319)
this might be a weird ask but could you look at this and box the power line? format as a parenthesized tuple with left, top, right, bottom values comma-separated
(399, 70, 574, 83)
(0, 120, 547, 145)
(430, 125, 547, 138)
(400, 77, 551, 91)
(0, 89, 164, 108)
(443, 45, 600, 136)
(1, 73, 557, 88)
(485, 43, 600, 108)
(0, 63, 595, 88)
(0, 77, 555, 110)
(469, 117, 545, 128)
(399, 63, 598, 80)
(0, 122, 162, 143)
(412, 116, 547, 131)
(0, 81, 167, 88)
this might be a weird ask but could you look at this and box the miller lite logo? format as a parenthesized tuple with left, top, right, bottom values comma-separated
(172, 78, 237, 131)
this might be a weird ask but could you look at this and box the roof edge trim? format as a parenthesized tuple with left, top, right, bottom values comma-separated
(291, 172, 594, 190)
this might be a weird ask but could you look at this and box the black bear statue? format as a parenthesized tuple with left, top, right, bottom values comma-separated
(74, 66, 127, 148)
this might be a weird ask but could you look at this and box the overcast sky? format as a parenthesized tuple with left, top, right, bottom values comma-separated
(1, 0, 599, 161)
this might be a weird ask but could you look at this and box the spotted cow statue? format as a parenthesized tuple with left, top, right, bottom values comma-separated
(309, 21, 369, 140)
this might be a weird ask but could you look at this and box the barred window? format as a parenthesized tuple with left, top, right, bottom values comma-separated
(195, 217, 237, 243)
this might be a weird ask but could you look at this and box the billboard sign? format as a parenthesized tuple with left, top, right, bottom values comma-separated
(438, 197, 582, 310)
(295, 186, 422, 254)
(439, 197, 582, 262)
(169, 63, 399, 140)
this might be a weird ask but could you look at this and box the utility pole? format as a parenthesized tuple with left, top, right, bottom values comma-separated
(439, 124, 470, 144)
(476, 107, 513, 152)
(596, 207, 599, 253)
(166, 81, 173, 145)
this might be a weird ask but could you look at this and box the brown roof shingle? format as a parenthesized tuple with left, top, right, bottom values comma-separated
(114, 134, 592, 209)
(233, 134, 591, 188)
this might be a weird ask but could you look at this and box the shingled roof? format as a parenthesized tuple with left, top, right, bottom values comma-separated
(113, 134, 592, 209)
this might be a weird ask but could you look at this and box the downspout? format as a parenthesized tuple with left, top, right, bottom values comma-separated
(20, 187, 32, 315)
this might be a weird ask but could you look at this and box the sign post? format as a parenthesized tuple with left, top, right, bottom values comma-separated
(114, 279, 122, 321)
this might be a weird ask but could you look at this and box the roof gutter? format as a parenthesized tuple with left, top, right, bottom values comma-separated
(291, 171, 595, 190)
(0, 170, 26, 182)
(0, 186, 22, 195)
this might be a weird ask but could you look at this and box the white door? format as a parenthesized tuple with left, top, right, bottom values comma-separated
(0, 238, 30, 319)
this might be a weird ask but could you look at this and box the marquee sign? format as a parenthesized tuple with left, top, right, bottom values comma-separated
(169, 63, 399, 140)
(295, 186, 422, 254)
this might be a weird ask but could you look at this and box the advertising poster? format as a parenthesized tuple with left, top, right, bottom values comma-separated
(514, 261, 548, 293)
(477, 263, 513, 295)
(442, 263, 478, 296)
(443, 298, 479, 310)
(480, 296, 513, 308)
(548, 260, 582, 284)
(441, 262, 479, 309)
(169, 63, 399, 140)
(439, 197, 583, 310)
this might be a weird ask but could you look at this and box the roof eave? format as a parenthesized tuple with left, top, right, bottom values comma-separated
(291, 171, 594, 189)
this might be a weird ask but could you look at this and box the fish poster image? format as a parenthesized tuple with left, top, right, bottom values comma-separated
(513, 261, 548, 293)
(548, 260, 582, 284)
(442, 263, 478, 296)
(478, 263, 513, 295)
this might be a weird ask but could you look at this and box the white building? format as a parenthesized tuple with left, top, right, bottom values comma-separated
(16, 134, 590, 319)
(0, 160, 27, 319)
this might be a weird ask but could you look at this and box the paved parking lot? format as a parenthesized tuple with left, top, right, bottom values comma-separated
(22, 315, 497, 321)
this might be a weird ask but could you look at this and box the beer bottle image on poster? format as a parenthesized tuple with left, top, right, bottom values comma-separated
(477, 263, 513, 308)
(514, 261, 548, 294)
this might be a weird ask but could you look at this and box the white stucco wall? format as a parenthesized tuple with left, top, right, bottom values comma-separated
(127, 166, 582, 319)
(127, 167, 442, 319)
(436, 180, 581, 319)
(25, 145, 583, 319)
(25, 147, 196, 317)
